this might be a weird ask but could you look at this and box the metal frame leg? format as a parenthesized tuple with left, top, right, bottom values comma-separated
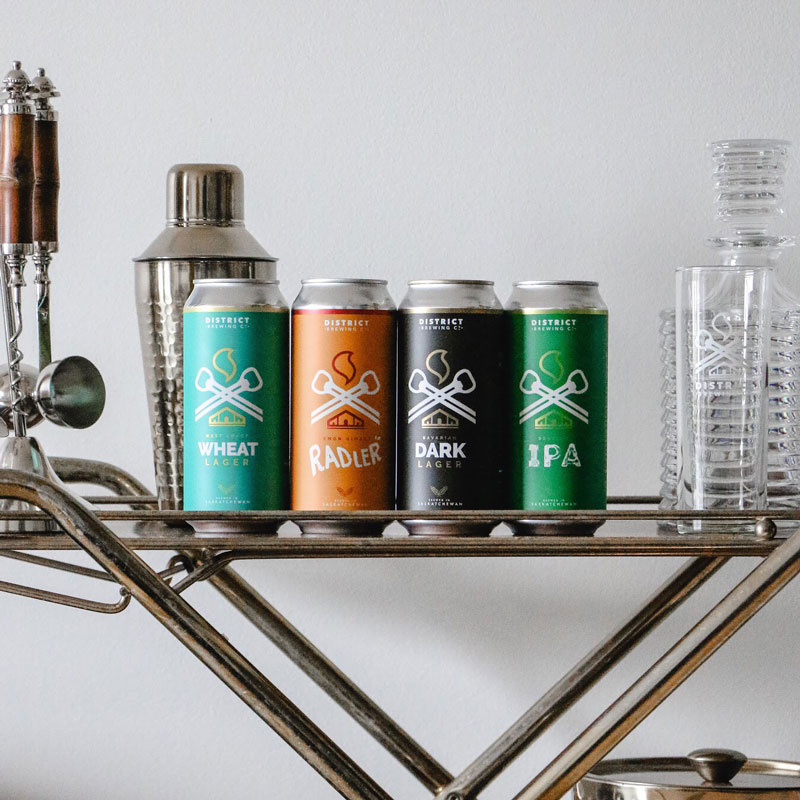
(52, 458, 452, 791)
(514, 530, 800, 800)
(439, 556, 727, 799)
(0, 470, 392, 800)
(208, 565, 453, 792)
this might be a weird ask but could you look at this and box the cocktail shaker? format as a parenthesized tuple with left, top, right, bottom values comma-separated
(134, 164, 277, 508)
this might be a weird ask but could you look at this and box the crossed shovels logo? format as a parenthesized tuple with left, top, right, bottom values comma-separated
(519, 350, 589, 425)
(195, 347, 264, 422)
(694, 312, 747, 374)
(408, 349, 477, 425)
(311, 350, 381, 425)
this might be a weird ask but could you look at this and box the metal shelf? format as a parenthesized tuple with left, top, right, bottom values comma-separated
(3, 458, 800, 800)
(0, 526, 788, 556)
(0, 494, 792, 555)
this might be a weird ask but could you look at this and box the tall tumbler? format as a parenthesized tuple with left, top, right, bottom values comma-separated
(676, 266, 772, 533)
(134, 165, 277, 508)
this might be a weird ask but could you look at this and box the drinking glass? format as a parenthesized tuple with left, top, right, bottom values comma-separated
(675, 266, 772, 533)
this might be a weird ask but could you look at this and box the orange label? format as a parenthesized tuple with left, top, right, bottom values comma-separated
(291, 309, 395, 510)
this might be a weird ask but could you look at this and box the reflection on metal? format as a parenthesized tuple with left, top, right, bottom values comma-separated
(1, 458, 799, 800)
(22, 507, 800, 521)
(0, 530, 787, 555)
(0, 576, 129, 613)
(51, 457, 152, 503)
(83, 494, 158, 506)
(0, 547, 117, 580)
(0, 546, 189, 614)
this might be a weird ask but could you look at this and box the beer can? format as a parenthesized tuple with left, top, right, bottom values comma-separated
(291, 279, 396, 536)
(397, 280, 504, 535)
(506, 281, 607, 535)
(183, 278, 289, 532)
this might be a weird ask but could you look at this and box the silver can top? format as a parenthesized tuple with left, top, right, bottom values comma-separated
(575, 751, 800, 800)
(167, 164, 244, 226)
(400, 279, 501, 311)
(185, 276, 286, 311)
(506, 281, 605, 311)
(134, 164, 276, 263)
(293, 278, 394, 311)
(301, 278, 388, 286)
(408, 279, 494, 286)
(513, 280, 598, 287)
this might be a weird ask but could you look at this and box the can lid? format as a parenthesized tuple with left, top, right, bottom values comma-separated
(301, 278, 388, 286)
(408, 279, 494, 286)
(577, 751, 800, 800)
(513, 280, 598, 287)
(193, 278, 279, 285)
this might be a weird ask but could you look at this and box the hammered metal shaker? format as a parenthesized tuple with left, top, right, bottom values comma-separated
(134, 165, 277, 508)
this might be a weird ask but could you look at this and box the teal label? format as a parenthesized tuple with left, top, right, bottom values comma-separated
(183, 308, 289, 510)
(509, 310, 607, 510)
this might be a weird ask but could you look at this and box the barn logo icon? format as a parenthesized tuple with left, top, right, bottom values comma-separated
(209, 407, 246, 427)
(421, 408, 459, 429)
(327, 409, 365, 429)
(534, 408, 573, 430)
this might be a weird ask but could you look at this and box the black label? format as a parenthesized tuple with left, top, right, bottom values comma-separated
(397, 311, 505, 510)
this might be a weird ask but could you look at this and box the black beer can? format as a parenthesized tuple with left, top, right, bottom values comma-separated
(396, 280, 504, 535)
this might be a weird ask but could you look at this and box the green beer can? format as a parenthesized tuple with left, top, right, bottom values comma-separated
(183, 278, 289, 532)
(506, 281, 607, 535)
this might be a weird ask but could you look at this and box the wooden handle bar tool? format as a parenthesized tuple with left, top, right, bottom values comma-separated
(0, 61, 34, 437)
(30, 68, 58, 370)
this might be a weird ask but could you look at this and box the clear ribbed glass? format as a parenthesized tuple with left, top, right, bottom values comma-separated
(675, 266, 772, 533)
(659, 139, 799, 527)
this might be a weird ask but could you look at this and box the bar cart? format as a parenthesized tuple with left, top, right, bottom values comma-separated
(1, 459, 798, 800)
(1, 58, 798, 800)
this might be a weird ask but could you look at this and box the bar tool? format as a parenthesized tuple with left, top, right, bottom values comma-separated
(36, 356, 105, 428)
(28, 66, 105, 425)
(0, 62, 106, 530)
(30, 67, 58, 370)
(0, 61, 34, 440)
(135, 164, 277, 509)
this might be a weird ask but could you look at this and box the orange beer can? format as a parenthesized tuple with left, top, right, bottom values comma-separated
(291, 279, 396, 535)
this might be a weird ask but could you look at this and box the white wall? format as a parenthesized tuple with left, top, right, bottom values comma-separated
(1, 1, 800, 798)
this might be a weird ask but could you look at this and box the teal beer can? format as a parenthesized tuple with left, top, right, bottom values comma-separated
(506, 281, 607, 535)
(183, 278, 289, 532)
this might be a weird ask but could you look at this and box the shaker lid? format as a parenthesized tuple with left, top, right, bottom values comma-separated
(167, 163, 243, 225)
(134, 164, 276, 262)
(576, 750, 800, 800)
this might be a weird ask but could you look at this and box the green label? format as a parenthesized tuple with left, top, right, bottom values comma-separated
(509, 310, 607, 510)
(183, 308, 289, 510)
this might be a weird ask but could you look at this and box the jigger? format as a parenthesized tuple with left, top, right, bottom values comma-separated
(0, 358, 106, 431)
(36, 356, 105, 428)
